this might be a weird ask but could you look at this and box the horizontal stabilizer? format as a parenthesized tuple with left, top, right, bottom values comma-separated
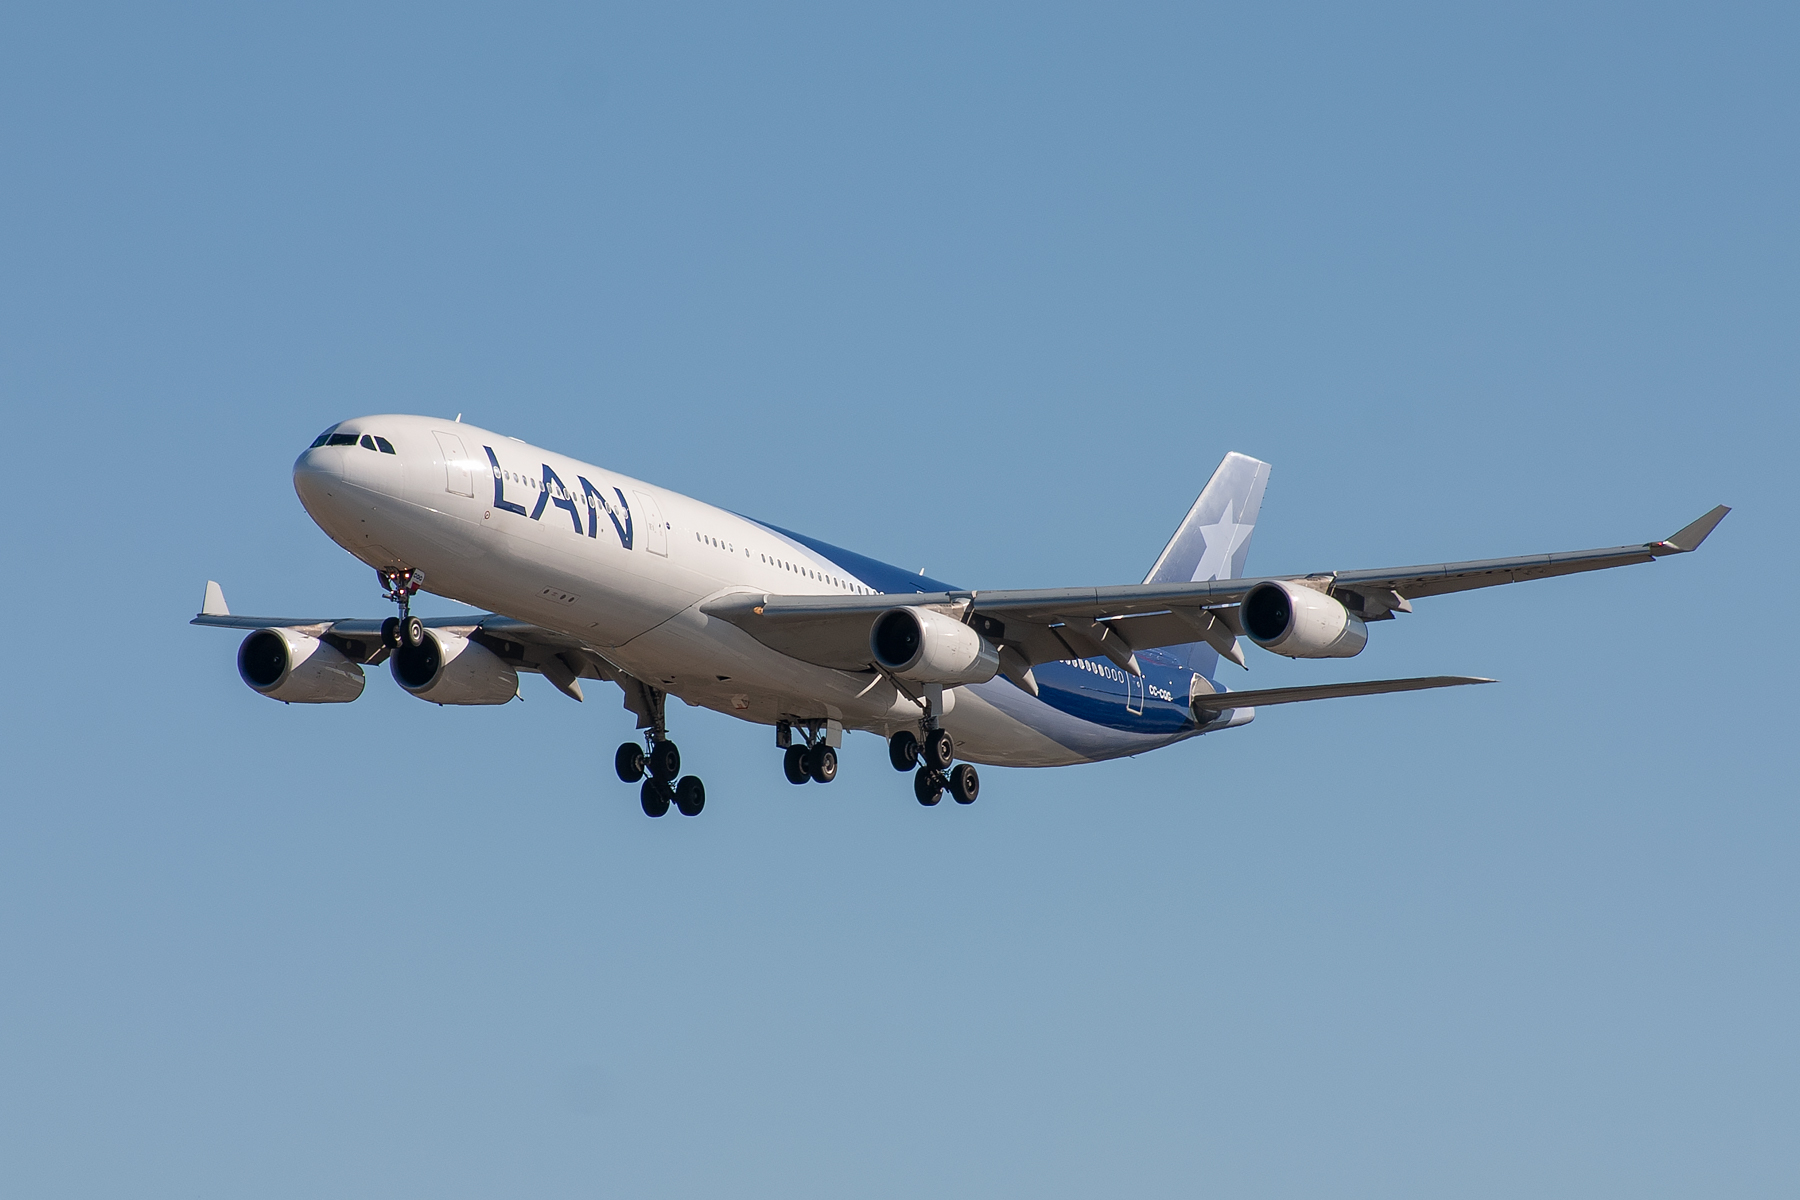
(1192, 675, 1494, 713)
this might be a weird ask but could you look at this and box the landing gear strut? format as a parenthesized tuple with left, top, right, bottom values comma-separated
(616, 681, 704, 817)
(376, 567, 427, 649)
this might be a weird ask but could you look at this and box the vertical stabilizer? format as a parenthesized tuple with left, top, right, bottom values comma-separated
(1143, 452, 1270, 584)
(1143, 452, 1270, 677)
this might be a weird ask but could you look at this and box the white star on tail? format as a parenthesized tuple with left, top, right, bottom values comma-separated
(1190, 503, 1252, 581)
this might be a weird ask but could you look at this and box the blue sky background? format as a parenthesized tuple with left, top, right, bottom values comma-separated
(1, 4, 1795, 1196)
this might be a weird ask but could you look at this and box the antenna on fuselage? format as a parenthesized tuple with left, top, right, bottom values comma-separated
(455, 413, 462, 422)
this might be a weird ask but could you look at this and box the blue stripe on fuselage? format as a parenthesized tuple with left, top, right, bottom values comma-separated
(1031, 648, 1196, 735)
(746, 519, 958, 594)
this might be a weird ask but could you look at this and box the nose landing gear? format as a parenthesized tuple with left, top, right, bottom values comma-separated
(376, 568, 427, 649)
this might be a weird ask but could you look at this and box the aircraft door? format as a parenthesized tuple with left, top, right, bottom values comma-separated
(1126, 670, 1144, 715)
(433, 432, 476, 497)
(631, 490, 668, 556)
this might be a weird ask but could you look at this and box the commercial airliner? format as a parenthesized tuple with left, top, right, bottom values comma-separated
(193, 415, 1728, 817)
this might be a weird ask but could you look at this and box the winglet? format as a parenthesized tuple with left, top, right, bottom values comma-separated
(1650, 505, 1730, 555)
(201, 580, 230, 617)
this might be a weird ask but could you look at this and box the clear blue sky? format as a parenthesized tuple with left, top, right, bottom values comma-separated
(1, 4, 1794, 1197)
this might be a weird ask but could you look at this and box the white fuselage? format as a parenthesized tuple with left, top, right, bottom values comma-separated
(293, 414, 1224, 767)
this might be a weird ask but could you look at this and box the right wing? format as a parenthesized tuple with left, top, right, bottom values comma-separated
(190, 584, 623, 703)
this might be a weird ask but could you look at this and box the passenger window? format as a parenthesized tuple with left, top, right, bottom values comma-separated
(375, 436, 396, 454)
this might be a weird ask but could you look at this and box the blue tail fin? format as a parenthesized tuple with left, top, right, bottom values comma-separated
(1144, 451, 1270, 676)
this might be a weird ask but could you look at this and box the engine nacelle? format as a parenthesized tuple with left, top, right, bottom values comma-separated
(870, 606, 1001, 684)
(238, 628, 366, 703)
(390, 630, 519, 705)
(1239, 581, 1368, 659)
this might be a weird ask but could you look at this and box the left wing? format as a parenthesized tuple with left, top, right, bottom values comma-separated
(702, 505, 1730, 680)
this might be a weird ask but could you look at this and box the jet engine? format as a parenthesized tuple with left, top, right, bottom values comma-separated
(390, 630, 518, 705)
(238, 628, 366, 703)
(871, 606, 1001, 684)
(1239, 581, 1368, 659)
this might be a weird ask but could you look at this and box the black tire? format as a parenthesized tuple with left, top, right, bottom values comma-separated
(401, 615, 425, 648)
(380, 616, 401, 650)
(675, 776, 706, 816)
(913, 766, 944, 806)
(783, 745, 811, 785)
(949, 763, 979, 805)
(807, 745, 838, 784)
(923, 728, 955, 772)
(614, 742, 645, 784)
(649, 740, 681, 783)
(640, 778, 671, 817)
(888, 730, 919, 772)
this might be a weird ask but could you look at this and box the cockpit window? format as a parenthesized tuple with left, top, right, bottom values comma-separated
(359, 434, 378, 450)
(374, 436, 396, 454)
(310, 427, 338, 448)
(326, 433, 359, 446)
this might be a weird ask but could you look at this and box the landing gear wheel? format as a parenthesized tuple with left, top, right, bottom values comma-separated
(640, 778, 672, 817)
(675, 776, 706, 816)
(649, 740, 681, 783)
(806, 745, 838, 784)
(888, 730, 919, 772)
(380, 616, 401, 649)
(949, 763, 980, 805)
(783, 746, 811, 785)
(615, 742, 646, 783)
(922, 728, 955, 772)
(401, 615, 425, 649)
(914, 767, 945, 806)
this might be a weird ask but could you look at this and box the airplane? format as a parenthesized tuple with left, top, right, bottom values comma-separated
(192, 415, 1729, 818)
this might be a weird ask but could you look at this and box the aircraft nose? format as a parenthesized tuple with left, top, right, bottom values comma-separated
(292, 447, 344, 517)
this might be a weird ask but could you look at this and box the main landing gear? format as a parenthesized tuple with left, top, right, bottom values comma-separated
(779, 720, 839, 787)
(890, 726, 979, 807)
(614, 685, 705, 817)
